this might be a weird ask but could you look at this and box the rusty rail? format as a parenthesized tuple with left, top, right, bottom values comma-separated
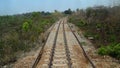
(67, 23, 96, 68)
(32, 23, 56, 68)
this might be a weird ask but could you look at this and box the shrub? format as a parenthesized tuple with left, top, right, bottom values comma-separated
(76, 20, 87, 27)
(22, 22, 29, 32)
(98, 43, 120, 59)
(83, 31, 94, 38)
(111, 43, 120, 59)
(98, 46, 108, 55)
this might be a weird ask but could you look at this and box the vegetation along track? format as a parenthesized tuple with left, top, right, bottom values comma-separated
(32, 18, 95, 68)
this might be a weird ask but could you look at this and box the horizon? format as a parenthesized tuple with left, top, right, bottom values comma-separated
(0, 0, 116, 16)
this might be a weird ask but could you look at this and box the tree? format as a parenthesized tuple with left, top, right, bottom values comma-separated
(64, 8, 72, 14)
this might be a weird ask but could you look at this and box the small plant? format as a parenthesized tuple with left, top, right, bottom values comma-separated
(111, 43, 120, 59)
(98, 43, 120, 59)
(98, 46, 108, 55)
(81, 42, 86, 45)
(22, 22, 29, 32)
(76, 20, 87, 27)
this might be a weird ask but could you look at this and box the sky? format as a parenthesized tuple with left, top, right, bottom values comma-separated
(0, 0, 112, 15)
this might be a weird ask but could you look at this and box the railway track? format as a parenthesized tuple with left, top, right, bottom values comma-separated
(32, 18, 95, 68)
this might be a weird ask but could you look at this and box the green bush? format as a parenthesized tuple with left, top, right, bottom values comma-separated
(96, 23, 102, 28)
(76, 20, 86, 27)
(94, 34, 100, 39)
(22, 22, 30, 32)
(98, 46, 108, 55)
(98, 43, 120, 59)
(83, 31, 94, 38)
(111, 43, 120, 58)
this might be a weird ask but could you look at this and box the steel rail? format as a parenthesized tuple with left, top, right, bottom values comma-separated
(67, 23, 96, 68)
(32, 23, 56, 68)
(48, 21, 61, 68)
(63, 21, 72, 68)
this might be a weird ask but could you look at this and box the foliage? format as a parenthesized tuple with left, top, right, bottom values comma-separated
(98, 46, 108, 55)
(76, 20, 87, 27)
(0, 11, 58, 66)
(22, 22, 30, 32)
(98, 43, 120, 59)
(68, 6, 120, 59)
(64, 9, 72, 15)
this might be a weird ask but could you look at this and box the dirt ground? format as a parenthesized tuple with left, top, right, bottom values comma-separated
(13, 49, 40, 68)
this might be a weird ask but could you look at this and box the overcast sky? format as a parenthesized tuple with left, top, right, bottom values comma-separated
(0, 0, 113, 15)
